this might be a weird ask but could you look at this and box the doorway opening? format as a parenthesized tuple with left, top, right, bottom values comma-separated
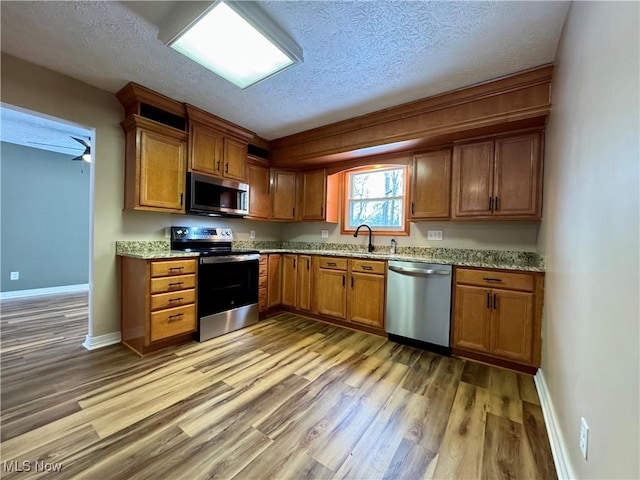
(0, 103, 95, 342)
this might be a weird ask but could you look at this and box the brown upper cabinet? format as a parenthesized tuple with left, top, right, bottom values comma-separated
(410, 148, 452, 220)
(117, 83, 189, 214)
(246, 159, 270, 220)
(300, 169, 339, 222)
(185, 104, 254, 182)
(271, 169, 299, 221)
(121, 115, 188, 213)
(451, 131, 543, 220)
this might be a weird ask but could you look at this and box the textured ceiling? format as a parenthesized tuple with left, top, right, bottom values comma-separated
(0, 1, 569, 140)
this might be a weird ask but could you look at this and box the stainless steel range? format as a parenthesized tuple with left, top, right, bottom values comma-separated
(171, 226, 260, 342)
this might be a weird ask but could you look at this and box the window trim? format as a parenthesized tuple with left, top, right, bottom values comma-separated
(340, 165, 410, 236)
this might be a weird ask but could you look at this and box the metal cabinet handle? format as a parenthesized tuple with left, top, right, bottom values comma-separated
(411, 202, 415, 215)
(493, 293, 497, 310)
(307, 259, 310, 270)
(168, 281, 184, 287)
(168, 266, 184, 271)
(327, 262, 337, 267)
(293, 258, 296, 269)
(168, 313, 184, 322)
(487, 293, 491, 309)
(225, 163, 229, 173)
(342, 275, 345, 287)
(495, 196, 499, 211)
(351, 276, 354, 288)
(168, 297, 184, 303)
(489, 196, 493, 212)
(180, 192, 183, 207)
(361, 265, 373, 271)
(483, 277, 503, 282)
(216, 160, 220, 172)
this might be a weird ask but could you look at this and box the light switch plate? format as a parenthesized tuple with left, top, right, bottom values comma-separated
(321, 230, 329, 238)
(427, 230, 443, 241)
(250, 230, 256, 239)
(10, 272, 19, 281)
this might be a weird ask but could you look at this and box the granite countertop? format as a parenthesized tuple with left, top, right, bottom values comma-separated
(116, 240, 545, 272)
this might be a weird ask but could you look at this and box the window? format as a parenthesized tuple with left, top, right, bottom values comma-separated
(343, 165, 409, 235)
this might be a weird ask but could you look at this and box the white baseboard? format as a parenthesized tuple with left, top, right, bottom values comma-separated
(1, 283, 89, 300)
(535, 369, 575, 479)
(82, 331, 121, 350)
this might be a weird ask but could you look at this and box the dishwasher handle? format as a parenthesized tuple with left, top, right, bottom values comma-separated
(388, 265, 451, 276)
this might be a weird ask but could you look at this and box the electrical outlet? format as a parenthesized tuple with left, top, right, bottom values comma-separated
(579, 417, 589, 459)
(321, 230, 329, 239)
(250, 230, 256, 239)
(427, 230, 443, 241)
(164, 227, 171, 238)
(10, 272, 19, 281)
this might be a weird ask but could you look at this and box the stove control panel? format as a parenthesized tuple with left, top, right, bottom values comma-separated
(171, 226, 233, 241)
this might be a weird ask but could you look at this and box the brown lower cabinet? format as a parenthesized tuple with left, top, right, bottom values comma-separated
(121, 257, 197, 355)
(314, 257, 386, 332)
(281, 254, 313, 311)
(452, 266, 544, 372)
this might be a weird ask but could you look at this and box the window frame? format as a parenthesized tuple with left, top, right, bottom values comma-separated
(340, 165, 410, 236)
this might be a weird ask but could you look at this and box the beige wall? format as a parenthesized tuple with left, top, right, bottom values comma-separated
(538, 2, 639, 479)
(0, 53, 281, 337)
(283, 220, 540, 251)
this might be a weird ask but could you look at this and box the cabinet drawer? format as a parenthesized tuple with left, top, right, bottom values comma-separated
(456, 268, 534, 292)
(150, 274, 196, 294)
(151, 259, 197, 278)
(350, 259, 385, 275)
(150, 304, 196, 342)
(318, 257, 347, 270)
(259, 275, 268, 289)
(150, 289, 196, 311)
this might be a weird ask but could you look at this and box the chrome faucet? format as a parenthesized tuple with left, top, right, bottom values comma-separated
(353, 224, 374, 252)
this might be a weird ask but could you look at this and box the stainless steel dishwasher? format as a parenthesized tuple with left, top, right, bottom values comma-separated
(385, 260, 453, 355)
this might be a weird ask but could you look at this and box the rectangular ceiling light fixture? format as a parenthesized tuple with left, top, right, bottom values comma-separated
(159, 1, 303, 89)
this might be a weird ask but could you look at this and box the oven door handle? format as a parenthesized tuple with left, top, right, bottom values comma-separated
(199, 254, 260, 264)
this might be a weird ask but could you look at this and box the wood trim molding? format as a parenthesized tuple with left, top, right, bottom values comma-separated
(534, 370, 574, 480)
(116, 82, 186, 118)
(269, 64, 552, 167)
(185, 104, 255, 142)
(120, 114, 189, 140)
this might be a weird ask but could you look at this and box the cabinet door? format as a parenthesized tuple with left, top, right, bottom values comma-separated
(301, 169, 327, 220)
(247, 162, 270, 219)
(190, 123, 223, 176)
(316, 268, 346, 319)
(268, 254, 282, 307)
(490, 289, 534, 364)
(493, 133, 542, 218)
(271, 170, 298, 220)
(297, 255, 312, 311)
(410, 149, 451, 219)
(223, 137, 248, 181)
(452, 285, 492, 353)
(451, 141, 494, 218)
(281, 254, 297, 308)
(139, 128, 186, 212)
(348, 272, 385, 329)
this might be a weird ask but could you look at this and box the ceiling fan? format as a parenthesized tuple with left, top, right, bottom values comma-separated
(27, 136, 92, 163)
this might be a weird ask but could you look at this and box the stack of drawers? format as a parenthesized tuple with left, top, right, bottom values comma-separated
(258, 254, 268, 312)
(121, 256, 198, 355)
(149, 259, 197, 342)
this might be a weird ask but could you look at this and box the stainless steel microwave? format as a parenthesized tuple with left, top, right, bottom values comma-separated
(186, 172, 249, 217)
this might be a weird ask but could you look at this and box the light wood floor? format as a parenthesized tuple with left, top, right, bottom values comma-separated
(0, 293, 556, 480)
